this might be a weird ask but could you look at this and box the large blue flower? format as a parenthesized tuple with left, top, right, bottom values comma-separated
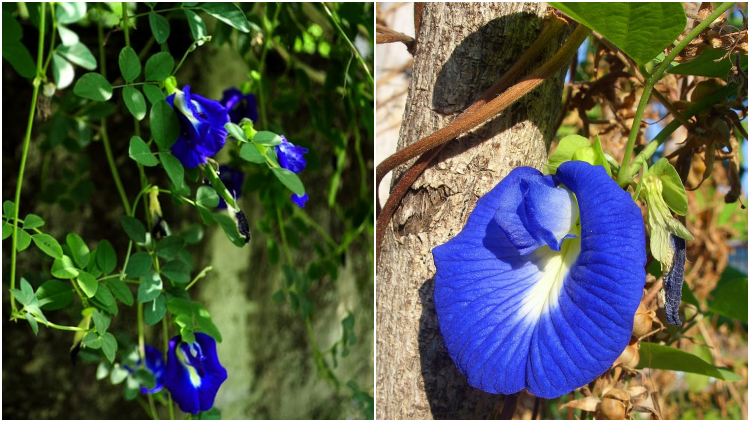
(432, 161, 645, 399)
(164, 333, 227, 414)
(219, 87, 258, 124)
(167, 86, 229, 168)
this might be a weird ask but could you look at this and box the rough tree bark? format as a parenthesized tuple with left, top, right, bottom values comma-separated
(376, 3, 571, 419)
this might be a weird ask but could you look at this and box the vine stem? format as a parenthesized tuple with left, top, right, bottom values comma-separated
(375, 23, 591, 192)
(322, 3, 374, 87)
(616, 2, 735, 187)
(10, 2, 46, 316)
(376, 17, 586, 258)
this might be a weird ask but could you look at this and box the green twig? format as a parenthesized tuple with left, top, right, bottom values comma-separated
(616, 2, 735, 187)
(257, 3, 283, 128)
(628, 83, 739, 175)
(10, 2, 47, 315)
(321, 3, 373, 87)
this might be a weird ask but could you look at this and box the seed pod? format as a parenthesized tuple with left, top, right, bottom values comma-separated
(690, 80, 722, 103)
(618, 340, 640, 368)
(632, 302, 654, 338)
(600, 388, 630, 420)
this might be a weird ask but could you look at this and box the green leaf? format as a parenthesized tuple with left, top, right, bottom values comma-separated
(16, 229, 32, 251)
(2, 14, 36, 78)
(549, 3, 686, 64)
(240, 143, 265, 163)
(1, 221, 10, 240)
(668, 47, 749, 79)
(118, 46, 141, 82)
(82, 332, 101, 349)
(56, 2, 87, 24)
(213, 213, 245, 247)
(591, 135, 612, 176)
(101, 332, 118, 363)
(225, 122, 248, 142)
(57, 42, 97, 70)
(160, 152, 186, 190)
(66, 233, 90, 268)
(150, 100, 180, 150)
(125, 252, 152, 279)
(144, 294, 167, 325)
(166, 298, 223, 342)
(25, 313, 39, 335)
(148, 12, 171, 44)
(253, 131, 282, 146)
(57, 24, 79, 46)
(32, 233, 64, 259)
(110, 363, 129, 384)
(681, 281, 700, 309)
(155, 236, 184, 260)
(107, 278, 134, 306)
(271, 168, 305, 195)
(144, 52, 174, 81)
(52, 54, 75, 89)
(184, 10, 208, 42)
(648, 158, 688, 216)
(122, 86, 147, 121)
(143, 84, 166, 104)
(22, 214, 45, 229)
(96, 240, 117, 275)
(182, 224, 204, 244)
(637, 342, 740, 381)
(128, 136, 158, 167)
(77, 270, 99, 298)
(73, 72, 113, 101)
(709, 278, 748, 324)
(52, 255, 80, 279)
(200, 2, 251, 33)
(138, 270, 163, 303)
(92, 284, 118, 315)
(120, 215, 146, 244)
(161, 260, 190, 284)
(132, 368, 156, 390)
(11, 278, 34, 305)
(92, 309, 111, 333)
(196, 186, 219, 208)
(545, 135, 591, 174)
(36, 280, 73, 310)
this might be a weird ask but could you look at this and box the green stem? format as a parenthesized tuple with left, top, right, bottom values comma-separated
(25, 316, 89, 332)
(10, 2, 46, 315)
(100, 122, 133, 215)
(276, 205, 293, 266)
(321, 3, 373, 87)
(628, 83, 739, 175)
(617, 2, 735, 187)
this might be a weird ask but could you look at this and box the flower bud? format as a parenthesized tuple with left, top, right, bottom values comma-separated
(572, 146, 597, 165)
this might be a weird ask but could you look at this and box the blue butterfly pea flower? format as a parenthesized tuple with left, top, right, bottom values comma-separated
(125, 345, 166, 394)
(276, 135, 308, 174)
(167, 86, 229, 168)
(164, 333, 228, 414)
(291, 192, 309, 208)
(219, 87, 258, 124)
(432, 161, 645, 399)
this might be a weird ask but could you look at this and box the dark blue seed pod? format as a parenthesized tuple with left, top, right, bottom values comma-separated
(663, 234, 686, 326)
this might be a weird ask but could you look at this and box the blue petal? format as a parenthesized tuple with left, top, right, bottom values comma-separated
(291, 192, 308, 208)
(276, 136, 309, 174)
(492, 168, 577, 255)
(165, 333, 228, 414)
(168, 86, 229, 168)
(433, 161, 645, 398)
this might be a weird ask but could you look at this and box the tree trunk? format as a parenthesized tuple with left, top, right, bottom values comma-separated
(376, 3, 570, 419)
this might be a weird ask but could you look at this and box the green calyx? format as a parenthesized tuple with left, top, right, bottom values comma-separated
(642, 174, 693, 271)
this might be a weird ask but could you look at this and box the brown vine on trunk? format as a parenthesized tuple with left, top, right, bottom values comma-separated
(376, 3, 572, 419)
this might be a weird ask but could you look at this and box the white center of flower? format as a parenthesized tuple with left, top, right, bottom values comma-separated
(519, 236, 581, 322)
(176, 344, 203, 388)
(173, 90, 200, 125)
